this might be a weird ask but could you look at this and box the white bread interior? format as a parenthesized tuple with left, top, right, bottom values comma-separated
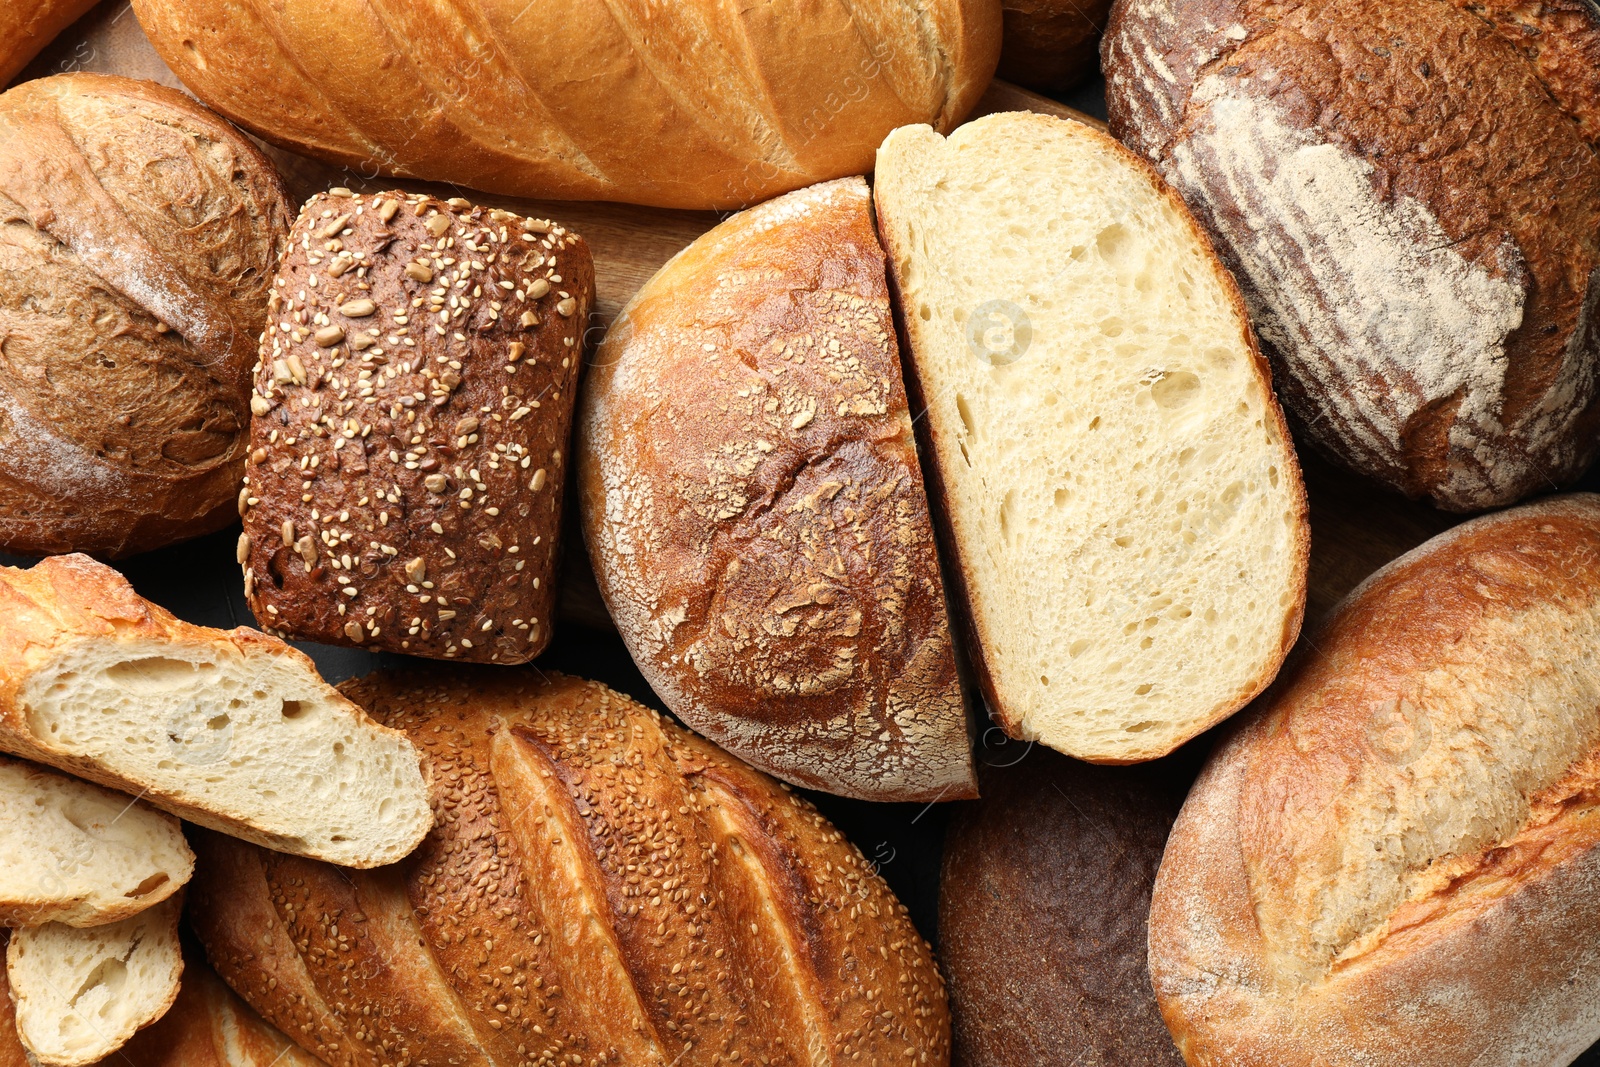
(874, 112, 1307, 762)
(7, 896, 182, 1067)
(0, 755, 192, 928)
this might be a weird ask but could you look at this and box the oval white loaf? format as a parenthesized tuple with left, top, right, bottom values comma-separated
(1151, 494, 1600, 1066)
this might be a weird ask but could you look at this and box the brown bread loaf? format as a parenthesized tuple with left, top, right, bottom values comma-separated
(940, 748, 1188, 1066)
(0, 0, 98, 84)
(997, 0, 1113, 93)
(128, 0, 1002, 210)
(241, 190, 592, 664)
(189, 667, 952, 1067)
(1103, 0, 1600, 511)
(0, 73, 293, 557)
(578, 176, 975, 803)
(1150, 494, 1600, 1065)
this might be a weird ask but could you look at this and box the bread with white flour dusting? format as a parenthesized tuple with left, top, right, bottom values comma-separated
(874, 111, 1308, 763)
(1104, 0, 1600, 511)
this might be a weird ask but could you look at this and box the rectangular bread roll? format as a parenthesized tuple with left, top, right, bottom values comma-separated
(240, 190, 593, 664)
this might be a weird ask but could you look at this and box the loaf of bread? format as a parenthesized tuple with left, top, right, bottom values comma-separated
(0, 754, 192, 928)
(874, 112, 1308, 763)
(0, 73, 293, 557)
(1103, 0, 1600, 511)
(1150, 494, 1600, 1065)
(128, 0, 1002, 210)
(189, 668, 952, 1067)
(579, 176, 974, 803)
(997, 0, 1112, 93)
(240, 190, 592, 664)
(0, 554, 431, 867)
(8, 897, 182, 1067)
(0, 0, 98, 84)
(940, 747, 1188, 1066)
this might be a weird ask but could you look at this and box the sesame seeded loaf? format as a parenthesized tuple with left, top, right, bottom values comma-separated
(241, 190, 592, 663)
(189, 667, 952, 1067)
(0, 554, 431, 868)
(579, 176, 976, 803)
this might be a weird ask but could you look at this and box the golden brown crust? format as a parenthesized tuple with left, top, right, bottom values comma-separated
(0, 72, 293, 557)
(126, 0, 1001, 210)
(578, 176, 974, 802)
(240, 190, 592, 663)
(0, 0, 98, 85)
(1151, 493, 1600, 1066)
(191, 667, 951, 1067)
(996, 0, 1114, 93)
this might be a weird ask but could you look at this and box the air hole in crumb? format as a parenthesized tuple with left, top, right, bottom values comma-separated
(956, 394, 976, 438)
(281, 700, 308, 720)
(1125, 721, 1158, 733)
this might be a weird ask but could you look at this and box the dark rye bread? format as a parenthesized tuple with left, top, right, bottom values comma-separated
(240, 190, 593, 663)
(1103, 0, 1600, 511)
(940, 747, 1189, 1067)
(997, 0, 1113, 93)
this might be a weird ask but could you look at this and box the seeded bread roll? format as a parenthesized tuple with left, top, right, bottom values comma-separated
(0, 73, 293, 558)
(579, 177, 975, 803)
(189, 668, 952, 1067)
(0, 0, 98, 84)
(240, 190, 593, 663)
(1103, 0, 1600, 511)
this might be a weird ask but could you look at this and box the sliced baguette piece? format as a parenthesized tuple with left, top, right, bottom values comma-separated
(0, 555, 432, 867)
(0, 755, 192, 928)
(7, 897, 183, 1067)
(874, 112, 1309, 763)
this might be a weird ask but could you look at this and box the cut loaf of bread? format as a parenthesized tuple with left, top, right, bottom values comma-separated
(0, 754, 192, 928)
(0, 555, 431, 867)
(7, 897, 183, 1067)
(874, 112, 1308, 762)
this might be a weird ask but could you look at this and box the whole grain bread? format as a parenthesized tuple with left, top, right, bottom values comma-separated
(190, 667, 952, 1067)
(1103, 0, 1600, 511)
(0, 73, 293, 557)
(241, 190, 592, 663)
(1151, 493, 1600, 1065)
(579, 176, 975, 803)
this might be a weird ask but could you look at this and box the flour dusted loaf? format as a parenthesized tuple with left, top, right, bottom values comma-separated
(579, 176, 974, 803)
(189, 668, 952, 1067)
(0, 554, 431, 867)
(0, 754, 192, 928)
(1104, 0, 1600, 511)
(874, 112, 1308, 763)
(7, 897, 182, 1067)
(0, 73, 293, 557)
(241, 190, 592, 663)
(129, 0, 1001, 210)
(1151, 494, 1600, 1066)
(0, 0, 98, 84)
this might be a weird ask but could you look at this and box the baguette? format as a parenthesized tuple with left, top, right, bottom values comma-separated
(0, 554, 431, 868)
(0, 1, 98, 86)
(1150, 494, 1600, 1065)
(7, 898, 182, 1067)
(0, 754, 191, 928)
(873, 112, 1308, 763)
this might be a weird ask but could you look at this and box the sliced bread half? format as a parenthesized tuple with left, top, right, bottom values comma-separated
(7, 897, 183, 1067)
(0, 755, 192, 928)
(0, 555, 431, 867)
(874, 112, 1308, 762)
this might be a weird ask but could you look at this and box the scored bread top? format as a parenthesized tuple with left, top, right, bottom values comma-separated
(1151, 494, 1600, 1066)
(579, 176, 974, 803)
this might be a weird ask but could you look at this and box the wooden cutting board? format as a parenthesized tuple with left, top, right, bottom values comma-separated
(17, 0, 1463, 636)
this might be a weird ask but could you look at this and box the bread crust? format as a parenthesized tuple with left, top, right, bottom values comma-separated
(1104, 0, 1600, 511)
(0, 73, 293, 557)
(578, 176, 974, 802)
(997, 0, 1114, 93)
(874, 112, 1308, 764)
(240, 190, 592, 663)
(128, 0, 1001, 210)
(191, 667, 952, 1067)
(0, 0, 98, 84)
(1151, 493, 1600, 1065)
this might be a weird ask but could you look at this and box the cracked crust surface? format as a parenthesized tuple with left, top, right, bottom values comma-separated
(578, 176, 974, 803)
(1104, 0, 1600, 511)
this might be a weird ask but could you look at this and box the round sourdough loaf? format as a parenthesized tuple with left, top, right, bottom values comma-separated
(1104, 0, 1600, 511)
(188, 668, 952, 1067)
(997, 0, 1114, 92)
(1151, 494, 1600, 1065)
(129, 0, 1001, 211)
(578, 176, 975, 803)
(0, 73, 293, 557)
